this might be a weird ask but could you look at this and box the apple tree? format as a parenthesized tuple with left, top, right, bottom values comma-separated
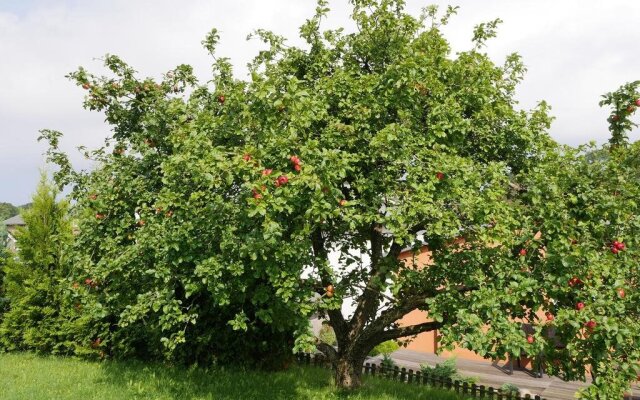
(40, 0, 640, 396)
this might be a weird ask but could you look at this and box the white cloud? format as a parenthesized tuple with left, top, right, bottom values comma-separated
(1, 0, 638, 203)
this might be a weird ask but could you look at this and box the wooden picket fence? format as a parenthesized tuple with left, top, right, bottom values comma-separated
(295, 353, 546, 400)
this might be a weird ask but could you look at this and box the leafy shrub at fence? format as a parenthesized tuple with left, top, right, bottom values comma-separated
(500, 383, 520, 395)
(420, 359, 478, 386)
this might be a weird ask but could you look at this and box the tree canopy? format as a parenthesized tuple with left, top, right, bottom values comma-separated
(38, 1, 640, 397)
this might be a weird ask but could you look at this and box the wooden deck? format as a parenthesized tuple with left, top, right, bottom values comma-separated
(368, 349, 639, 400)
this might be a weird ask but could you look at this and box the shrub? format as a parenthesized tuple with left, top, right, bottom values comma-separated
(380, 354, 397, 374)
(420, 358, 478, 384)
(500, 383, 520, 395)
(369, 340, 399, 357)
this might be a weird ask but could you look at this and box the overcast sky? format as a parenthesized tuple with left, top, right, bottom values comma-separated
(1, 0, 638, 205)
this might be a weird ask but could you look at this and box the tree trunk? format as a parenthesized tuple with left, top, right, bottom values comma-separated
(333, 353, 365, 389)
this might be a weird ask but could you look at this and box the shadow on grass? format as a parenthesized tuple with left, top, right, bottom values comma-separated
(97, 360, 468, 400)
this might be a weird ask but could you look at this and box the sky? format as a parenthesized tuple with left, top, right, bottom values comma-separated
(0, 0, 639, 205)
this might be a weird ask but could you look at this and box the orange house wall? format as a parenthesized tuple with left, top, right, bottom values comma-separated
(397, 245, 494, 363)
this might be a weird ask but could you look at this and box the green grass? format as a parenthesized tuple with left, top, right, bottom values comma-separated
(0, 353, 470, 400)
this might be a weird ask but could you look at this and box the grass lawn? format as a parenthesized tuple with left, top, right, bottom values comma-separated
(0, 352, 470, 400)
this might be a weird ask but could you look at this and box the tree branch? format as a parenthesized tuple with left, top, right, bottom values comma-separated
(379, 320, 444, 341)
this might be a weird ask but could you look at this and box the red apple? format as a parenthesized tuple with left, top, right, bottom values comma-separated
(611, 247, 619, 254)
(82, 83, 90, 90)
(611, 115, 620, 122)
(242, 153, 251, 162)
(294, 164, 301, 172)
(275, 175, 288, 186)
(576, 302, 585, 311)
(326, 291, 334, 298)
(290, 155, 300, 165)
(519, 249, 527, 257)
(627, 106, 636, 114)
(617, 288, 625, 298)
(89, 194, 98, 201)
(569, 276, 583, 287)
(585, 320, 596, 331)
(339, 199, 347, 207)
(636, 99, 640, 107)
(165, 211, 173, 218)
(72, 282, 80, 289)
(326, 284, 334, 293)
(95, 213, 105, 220)
(218, 95, 225, 104)
(137, 219, 145, 227)
(85, 278, 93, 286)
(436, 172, 445, 180)
(545, 312, 555, 321)
(527, 335, 535, 344)
(262, 169, 273, 176)
(613, 241, 625, 250)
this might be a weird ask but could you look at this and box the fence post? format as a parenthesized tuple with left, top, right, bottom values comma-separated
(534, 396, 541, 400)
(371, 364, 377, 376)
(463, 381, 469, 395)
(524, 394, 531, 400)
(407, 369, 414, 384)
(364, 363, 371, 375)
(445, 377, 452, 390)
(393, 366, 400, 380)
(415, 370, 422, 385)
(488, 387, 495, 400)
(471, 383, 477, 397)
(479, 385, 486, 398)
(400, 367, 407, 382)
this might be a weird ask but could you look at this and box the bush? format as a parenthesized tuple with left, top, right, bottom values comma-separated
(380, 354, 397, 371)
(420, 358, 478, 384)
(318, 323, 336, 346)
(369, 340, 399, 356)
(500, 383, 520, 395)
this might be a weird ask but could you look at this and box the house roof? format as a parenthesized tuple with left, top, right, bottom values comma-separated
(2, 214, 25, 226)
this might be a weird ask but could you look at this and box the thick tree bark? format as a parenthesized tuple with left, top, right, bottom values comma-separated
(333, 352, 367, 389)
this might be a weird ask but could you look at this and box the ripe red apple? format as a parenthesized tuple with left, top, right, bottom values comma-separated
(73, 282, 80, 289)
(218, 95, 225, 104)
(568, 276, 583, 287)
(545, 312, 555, 321)
(82, 83, 90, 90)
(137, 219, 145, 227)
(636, 99, 640, 107)
(611, 247, 619, 254)
(89, 193, 98, 201)
(165, 211, 173, 218)
(290, 155, 300, 165)
(326, 291, 334, 298)
(585, 320, 597, 331)
(242, 153, 251, 161)
(253, 192, 263, 199)
(339, 199, 347, 207)
(611, 115, 620, 122)
(326, 284, 334, 293)
(627, 106, 636, 114)
(275, 175, 289, 186)
(95, 213, 105, 220)
(294, 164, 301, 172)
(617, 288, 625, 298)
(85, 278, 93, 286)
(262, 168, 273, 176)
(576, 302, 585, 311)
(436, 172, 445, 180)
(519, 249, 527, 257)
(527, 335, 535, 344)
(613, 241, 625, 251)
